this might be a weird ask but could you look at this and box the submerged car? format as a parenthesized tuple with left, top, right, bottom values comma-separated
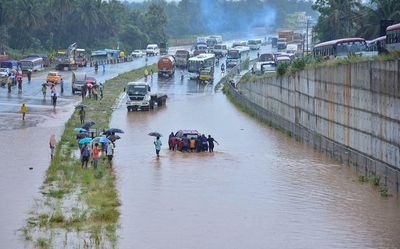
(174, 130, 201, 151)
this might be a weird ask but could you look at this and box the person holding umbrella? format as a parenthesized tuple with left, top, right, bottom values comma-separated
(154, 136, 162, 158)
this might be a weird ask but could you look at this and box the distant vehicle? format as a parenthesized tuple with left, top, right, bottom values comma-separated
(286, 44, 298, 54)
(131, 50, 145, 58)
(72, 72, 87, 94)
(386, 23, 400, 53)
(278, 30, 294, 43)
(75, 48, 87, 67)
(174, 130, 201, 151)
(0, 68, 11, 77)
(212, 44, 228, 57)
(188, 53, 215, 74)
(175, 50, 190, 68)
(248, 39, 262, 50)
(27, 54, 50, 67)
(46, 72, 62, 84)
(55, 43, 78, 71)
(226, 46, 250, 68)
(197, 37, 208, 44)
(271, 37, 278, 48)
(146, 44, 159, 56)
(159, 42, 168, 55)
(20, 57, 43, 72)
(0, 60, 19, 70)
(366, 36, 387, 55)
(232, 41, 247, 48)
(206, 37, 219, 49)
(259, 53, 275, 62)
(158, 55, 176, 77)
(193, 44, 208, 56)
(277, 38, 287, 50)
(253, 61, 277, 75)
(313, 38, 368, 59)
(125, 81, 167, 111)
(199, 66, 214, 82)
(276, 56, 291, 65)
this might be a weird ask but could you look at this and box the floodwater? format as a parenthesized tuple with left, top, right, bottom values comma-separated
(111, 69, 400, 248)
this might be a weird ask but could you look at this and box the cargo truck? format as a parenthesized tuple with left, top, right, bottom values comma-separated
(157, 55, 176, 77)
(125, 82, 167, 111)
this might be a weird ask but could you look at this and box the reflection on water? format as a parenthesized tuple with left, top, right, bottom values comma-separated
(111, 71, 400, 249)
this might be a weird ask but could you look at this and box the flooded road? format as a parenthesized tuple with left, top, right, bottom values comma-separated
(111, 60, 400, 248)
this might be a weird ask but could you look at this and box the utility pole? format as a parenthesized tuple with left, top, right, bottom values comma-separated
(306, 18, 310, 55)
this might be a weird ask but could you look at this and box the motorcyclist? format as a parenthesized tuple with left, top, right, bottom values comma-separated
(221, 63, 225, 72)
(216, 58, 219, 66)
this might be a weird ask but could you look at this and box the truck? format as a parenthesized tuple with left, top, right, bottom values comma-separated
(157, 55, 176, 77)
(278, 30, 294, 43)
(159, 42, 168, 55)
(175, 50, 190, 68)
(55, 43, 78, 71)
(125, 82, 167, 111)
(277, 38, 287, 50)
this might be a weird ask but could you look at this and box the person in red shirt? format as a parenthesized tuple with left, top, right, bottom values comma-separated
(92, 143, 100, 169)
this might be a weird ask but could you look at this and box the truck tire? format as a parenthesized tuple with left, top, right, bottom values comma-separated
(72, 89, 75, 94)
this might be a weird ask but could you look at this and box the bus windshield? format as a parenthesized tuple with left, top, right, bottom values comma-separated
(228, 50, 240, 59)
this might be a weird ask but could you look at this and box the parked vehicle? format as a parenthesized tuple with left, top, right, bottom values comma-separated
(226, 46, 250, 68)
(20, 57, 43, 72)
(131, 50, 145, 58)
(125, 81, 167, 111)
(158, 55, 176, 77)
(146, 44, 159, 56)
(248, 39, 262, 50)
(212, 44, 228, 57)
(46, 72, 62, 84)
(72, 72, 87, 94)
(159, 42, 168, 55)
(188, 53, 215, 74)
(175, 50, 190, 68)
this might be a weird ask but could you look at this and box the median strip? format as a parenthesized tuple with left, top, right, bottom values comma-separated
(22, 64, 157, 248)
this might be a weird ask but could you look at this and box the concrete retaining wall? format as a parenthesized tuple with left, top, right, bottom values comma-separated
(234, 59, 400, 192)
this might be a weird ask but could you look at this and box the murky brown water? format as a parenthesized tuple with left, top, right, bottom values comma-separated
(111, 75, 400, 248)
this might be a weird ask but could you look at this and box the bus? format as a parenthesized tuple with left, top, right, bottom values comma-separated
(386, 23, 400, 53)
(366, 36, 387, 56)
(226, 46, 250, 68)
(248, 39, 262, 50)
(232, 41, 247, 48)
(188, 53, 215, 74)
(312, 38, 368, 59)
(20, 57, 43, 72)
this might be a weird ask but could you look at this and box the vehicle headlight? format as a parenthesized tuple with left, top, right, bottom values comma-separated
(143, 101, 149, 106)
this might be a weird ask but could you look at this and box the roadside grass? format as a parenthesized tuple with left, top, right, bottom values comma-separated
(24, 64, 157, 247)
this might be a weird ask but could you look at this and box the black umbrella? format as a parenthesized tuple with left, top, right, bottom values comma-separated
(107, 134, 121, 142)
(104, 128, 124, 134)
(82, 121, 96, 131)
(75, 104, 87, 109)
(148, 132, 162, 137)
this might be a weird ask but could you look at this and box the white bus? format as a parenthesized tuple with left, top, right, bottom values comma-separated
(188, 53, 215, 74)
(226, 46, 250, 68)
(20, 57, 43, 72)
(248, 39, 262, 50)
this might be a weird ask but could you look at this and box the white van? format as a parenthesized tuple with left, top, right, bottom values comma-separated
(146, 44, 159, 56)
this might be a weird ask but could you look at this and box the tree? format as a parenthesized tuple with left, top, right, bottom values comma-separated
(143, 3, 168, 44)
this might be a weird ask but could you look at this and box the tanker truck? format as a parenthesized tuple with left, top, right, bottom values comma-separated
(157, 55, 176, 78)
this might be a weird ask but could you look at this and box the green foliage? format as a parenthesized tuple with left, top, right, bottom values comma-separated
(290, 58, 306, 74)
(358, 175, 369, 183)
(242, 58, 250, 70)
(372, 175, 380, 186)
(277, 63, 290, 76)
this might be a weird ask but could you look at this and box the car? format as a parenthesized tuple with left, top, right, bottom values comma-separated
(174, 130, 201, 151)
(85, 76, 97, 86)
(131, 50, 144, 58)
(46, 71, 62, 84)
(72, 72, 87, 94)
(0, 68, 11, 77)
(146, 44, 159, 56)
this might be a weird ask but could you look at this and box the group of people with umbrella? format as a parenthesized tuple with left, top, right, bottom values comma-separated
(75, 120, 124, 168)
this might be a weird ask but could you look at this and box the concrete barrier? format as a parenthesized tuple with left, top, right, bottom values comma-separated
(227, 59, 400, 193)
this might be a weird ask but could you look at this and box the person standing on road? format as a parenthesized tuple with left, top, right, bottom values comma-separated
(17, 73, 22, 93)
(7, 74, 12, 93)
(51, 91, 58, 108)
(60, 78, 64, 94)
(21, 103, 27, 120)
(81, 84, 87, 100)
(99, 83, 104, 100)
(27, 69, 32, 83)
(42, 84, 47, 98)
(207, 135, 219, 153)
(106, 141, 114, 166)
(79, 107, 85, 124)
(80, 144, 90, 168)
(49, 134, 56, 160)
(92, 143, 100, 169)
(154, 136, 162, 157)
